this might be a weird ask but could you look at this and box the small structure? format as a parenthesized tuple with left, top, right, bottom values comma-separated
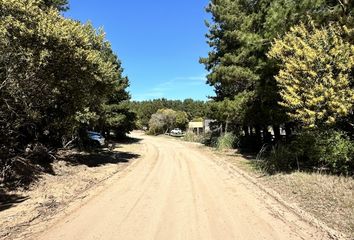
(188, 121, 204, 135)
(188, 119, 215, 135)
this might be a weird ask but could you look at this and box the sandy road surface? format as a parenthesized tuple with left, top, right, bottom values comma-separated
(36, 132, 330, 240)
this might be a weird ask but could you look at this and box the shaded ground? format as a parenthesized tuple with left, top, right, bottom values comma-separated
(63, 151, 139, 167)
(0, 191, 29, 212)
(0, 138, 142, 240)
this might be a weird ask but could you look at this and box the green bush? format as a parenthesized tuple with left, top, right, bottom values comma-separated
(257, 144, 298, 174)
(259, 130, 354, 174)
(294, 130, 354, 174)
(216, 133, 237, 150)
(202, 131, 219, 147)
(182, 132, 203, 143)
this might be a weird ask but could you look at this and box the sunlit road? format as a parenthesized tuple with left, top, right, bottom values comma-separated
(37, 132, 328, 240)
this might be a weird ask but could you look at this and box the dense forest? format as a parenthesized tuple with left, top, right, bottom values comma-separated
(0, 0, 135, 184)
(201, 0, 354, 174)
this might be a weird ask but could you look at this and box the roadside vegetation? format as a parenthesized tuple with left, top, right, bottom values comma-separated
(200, 0, 354, 175)
(0, 0, 135, 188)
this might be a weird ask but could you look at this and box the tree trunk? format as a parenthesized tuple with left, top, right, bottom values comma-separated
(243, 126, 249, 136)
(225, 121, 229, 134)
(255, 125, 262, 146)
(285, 123, 292, 142)
(273, 125, 281, 142)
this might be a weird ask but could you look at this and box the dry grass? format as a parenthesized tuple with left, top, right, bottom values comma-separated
(265, 172, 354, 239)
(217, 151, 354, 239)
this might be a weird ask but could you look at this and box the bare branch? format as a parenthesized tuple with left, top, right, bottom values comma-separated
(337, 0, 347, 13)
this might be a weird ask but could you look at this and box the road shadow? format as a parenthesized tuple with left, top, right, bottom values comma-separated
(63, 150, 140, 168)
(106, 136, 143, 150)
(0, 190, 29, 212)
(108, 136, 142, 145)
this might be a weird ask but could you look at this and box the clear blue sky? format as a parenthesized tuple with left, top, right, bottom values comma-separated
(65, 0, 215, 101)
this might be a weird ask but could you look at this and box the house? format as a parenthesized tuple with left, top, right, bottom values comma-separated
(188, 121, 204, 135)
(188, 119, 215, 135)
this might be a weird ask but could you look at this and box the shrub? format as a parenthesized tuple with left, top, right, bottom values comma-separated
(258, 130, 354, 174)
(257, 144, 298, 174)
(202, 131, 219, 147)
(216, 133, 238, 150)
(294, 130, 354, 174)
(182, 132, 203, 143)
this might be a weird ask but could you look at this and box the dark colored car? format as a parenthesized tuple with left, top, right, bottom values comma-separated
(87, 131, 105, 147)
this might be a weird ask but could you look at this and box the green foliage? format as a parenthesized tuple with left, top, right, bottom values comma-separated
(175, 111, 189, 130)
(147, 108, 188, 135)
(200, 0, 289, 139)
(41, 0, 69, 11)
(99, 102, 136, 138)
(216, 133, 237, 150)
(0, 0, 132, 172)
(202, 0, 354, 166)
(207, 91, 255, 127)
(183, 132, 204, 143)
(257, 144, 298, 174)
(130, 99, 208, 128)
(75, 108, 99, 125)
(269, 22, 354, 128)
(259, 130, 354, 174)
(294, 130, 354, 174)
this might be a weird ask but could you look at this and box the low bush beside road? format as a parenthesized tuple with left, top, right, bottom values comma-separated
(257, 130, 354, 175)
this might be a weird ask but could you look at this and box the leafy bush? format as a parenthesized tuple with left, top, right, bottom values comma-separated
(202, 131, 219, 147)
(257, 144, 298, 174)
(294, 130, 354, 174)
(0, 0, 132, 187)
(258, 130, 354, 174)
(216, 133, 237, 150)
(182, 132, 203, 143)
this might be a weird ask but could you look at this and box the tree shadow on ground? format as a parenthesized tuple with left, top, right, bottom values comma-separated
(63, 150, 140, 168)
(108, 136, 142, 145)
(1, 157, 56, 192)
(0, 190, 29, 212)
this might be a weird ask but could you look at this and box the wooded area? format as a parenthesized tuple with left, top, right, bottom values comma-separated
(0, 0, 135, 185)
(200, 0, 354, 174)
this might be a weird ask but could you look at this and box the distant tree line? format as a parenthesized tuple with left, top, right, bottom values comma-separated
(129, 98, 209, 130)
(201, 0, 354, 174)
(0, 0, 135, 184)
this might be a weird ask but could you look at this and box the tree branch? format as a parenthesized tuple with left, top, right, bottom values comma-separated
(337, 0, 347, 13)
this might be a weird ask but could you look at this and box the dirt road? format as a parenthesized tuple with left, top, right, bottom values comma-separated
(36, 132, 330, 240)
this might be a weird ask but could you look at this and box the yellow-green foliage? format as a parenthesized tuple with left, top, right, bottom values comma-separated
(0, 1, 117, 118)
(0, 0, 130, 150)
(269, 22, 354, 127)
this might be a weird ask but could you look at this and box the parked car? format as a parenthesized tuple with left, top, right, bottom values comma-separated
(87, 131, 105, 147)
(170, 128, 182, 135)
